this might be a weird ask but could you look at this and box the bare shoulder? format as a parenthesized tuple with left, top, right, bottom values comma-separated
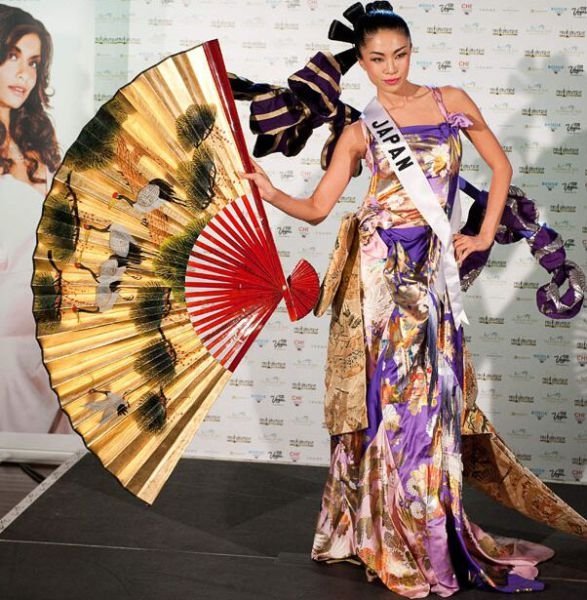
(438, 85, 479, 113)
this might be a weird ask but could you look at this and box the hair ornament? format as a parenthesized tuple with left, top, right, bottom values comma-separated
(327, 2, 366, 74)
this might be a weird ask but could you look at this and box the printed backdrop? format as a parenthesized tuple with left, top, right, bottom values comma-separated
(5, 0, 587, 483)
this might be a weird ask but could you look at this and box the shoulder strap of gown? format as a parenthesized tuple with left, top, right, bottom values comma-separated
(429, 86, 450, 121)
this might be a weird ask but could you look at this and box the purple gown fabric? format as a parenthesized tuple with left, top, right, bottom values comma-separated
(311, 89, 554, 598)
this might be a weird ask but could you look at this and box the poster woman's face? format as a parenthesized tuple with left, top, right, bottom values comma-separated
(0, 33, 41, 112)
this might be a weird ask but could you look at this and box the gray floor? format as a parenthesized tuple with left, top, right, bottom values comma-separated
(0, 454, 585, 600)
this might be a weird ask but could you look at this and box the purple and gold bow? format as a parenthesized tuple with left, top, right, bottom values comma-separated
(228, 52, 361, 174)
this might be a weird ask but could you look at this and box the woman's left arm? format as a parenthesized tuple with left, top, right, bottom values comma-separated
(442, 86, 513, 265)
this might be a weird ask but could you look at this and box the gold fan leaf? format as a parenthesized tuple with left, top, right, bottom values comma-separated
(33, 40, 319, 504)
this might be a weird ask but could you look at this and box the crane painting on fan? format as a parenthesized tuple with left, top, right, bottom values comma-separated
(112, 178, 189, 214)
(82, 222, 143, 266)
(85, 389, 130, 426)
(71, 282, 134, 315)
(75, 256, 141, 286)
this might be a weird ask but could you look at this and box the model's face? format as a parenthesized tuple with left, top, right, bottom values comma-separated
(0, 33, 41, 112)
(358, 29, 412, 93)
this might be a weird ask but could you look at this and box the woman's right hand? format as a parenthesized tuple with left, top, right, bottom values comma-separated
(240, 159, 278, 204)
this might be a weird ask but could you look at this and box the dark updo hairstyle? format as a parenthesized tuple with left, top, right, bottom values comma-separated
(354, 1, 411, 57)
(0, 4, 60, 183)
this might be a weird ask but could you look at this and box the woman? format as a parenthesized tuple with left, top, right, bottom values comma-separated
(0, 4, 66, 433)
(242, 2, 559, 597)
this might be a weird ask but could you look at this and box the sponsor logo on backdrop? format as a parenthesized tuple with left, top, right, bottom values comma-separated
(270, 394, 286, 406)
(228, 411, 253, 422)
(559, 29, 586, 37)
(227, 435, 252, 444)
(509, 428, 532, 439)
(554, 354, 570, 365)
(513, 313, 539, 325)
(540, 433, 567, 443)
(562, 181, 579, 192)
(493, 27, 518, 36)
(544, 320, 571, 329)
(260, 417, 284, 426)
(418, 3, 436, 13)
(291, 394, 303, 406)
(289, 451, 301, 462)
(529, 352, 548, 362)
(477, 372, 503, 382)
(543, 392, 565, 405)
(293, 339, 305, 351)
(526, 25, 553, 35)
(229, 378, 254, 387)
(437, 60, 452, 71)
(460, 47, 485, 56)
(550, 468, 567, 480)
(291, 415, 315, 427)
(541, 450, 566, 462)
(525, 49, 550, 57)
(511, 410, 529, 417)
(542, 376, 569, 385)
(481, 332, 505, 343)
(509, 394, 535, 404)
(439, 3, 455, 13)
(478, 316, 504, 325)
(198, 429, 222, 440)
(551, 411, 569, 423)
(511, 337, 537, 346)
(260, 375, 286, 389)
(272, 338, 288, 350)
(292, 382, 317, 391)
(289, 438, 314, 448)
(477, 388, 504, 401)
(544, 335, 568, 346)
(261, 361, 287, 369)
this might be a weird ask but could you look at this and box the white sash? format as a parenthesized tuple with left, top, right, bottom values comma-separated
(362, 97, 469, 328)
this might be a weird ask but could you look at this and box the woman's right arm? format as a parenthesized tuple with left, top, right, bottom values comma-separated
(241, 121, 366, 225)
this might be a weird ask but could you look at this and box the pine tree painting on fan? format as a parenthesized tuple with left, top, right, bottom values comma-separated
(33, 39, 319, 505)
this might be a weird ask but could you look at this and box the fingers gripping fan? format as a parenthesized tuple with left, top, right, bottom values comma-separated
(33, 40, 319, 504)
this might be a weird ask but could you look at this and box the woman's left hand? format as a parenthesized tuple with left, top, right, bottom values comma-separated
(452, 232, 493, 265)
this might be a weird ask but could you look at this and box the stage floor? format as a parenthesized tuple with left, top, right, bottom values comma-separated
(0, 453, 585, 599)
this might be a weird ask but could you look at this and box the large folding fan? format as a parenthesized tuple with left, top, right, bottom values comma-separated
(33, 40, 319, 504)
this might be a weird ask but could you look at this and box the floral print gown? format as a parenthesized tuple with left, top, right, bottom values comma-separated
(311, 87, 554, 598)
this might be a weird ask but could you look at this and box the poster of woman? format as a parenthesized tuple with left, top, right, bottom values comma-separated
(0, 0, 94, 433)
